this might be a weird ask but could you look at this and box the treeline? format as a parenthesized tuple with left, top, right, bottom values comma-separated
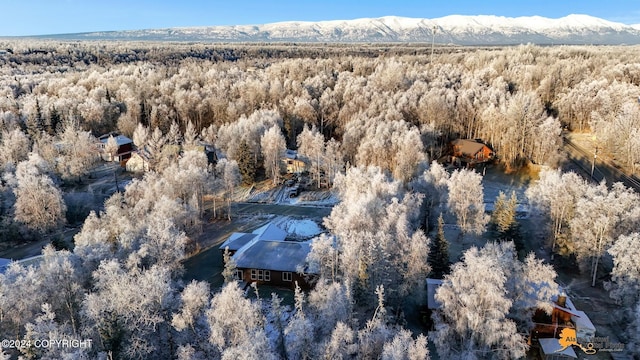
(2, 42, 639, 173)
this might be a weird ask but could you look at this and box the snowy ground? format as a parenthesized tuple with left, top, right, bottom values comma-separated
(271, 216, 324, 240)
(241, 179, 338, 207)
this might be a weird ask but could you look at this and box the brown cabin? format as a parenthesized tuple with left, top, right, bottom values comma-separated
(531, 293, 595, 342)
(451, 139, 494, 165)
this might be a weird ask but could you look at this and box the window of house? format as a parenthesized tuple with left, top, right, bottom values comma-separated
(251, 269, 270, 281)
(282, 272, 292, 282)
(235, 269, 244, 281)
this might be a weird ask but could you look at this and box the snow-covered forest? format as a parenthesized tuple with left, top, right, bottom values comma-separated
(0, 40, 639, 359)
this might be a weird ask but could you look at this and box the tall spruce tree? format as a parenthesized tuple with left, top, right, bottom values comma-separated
(428, 213, 450, 279)
(236, 140, 256, 185)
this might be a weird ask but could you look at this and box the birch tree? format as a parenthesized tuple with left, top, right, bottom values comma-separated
(570, 182, 640, 287)
(297, 124, 325, 188)
(9, 153, 66, 233)
(104, 134, 119, 161)
(447, 168, 488, 235)
(526, 170, 587, 256)
(607, 233, 640, 306)
(0, 128, 30, 170)
(260, 125, 286, 185)
(132, 123, 149, 149)
(216, 159, 240, 220)
(207, 282, 267, 355)
(433, 244, 527, 359)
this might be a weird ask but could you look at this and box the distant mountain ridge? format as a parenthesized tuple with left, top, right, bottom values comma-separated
(41, 14, 640, 45)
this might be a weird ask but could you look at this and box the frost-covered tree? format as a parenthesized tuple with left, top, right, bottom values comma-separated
(206, 282, 266, 354)
(173, 281, 213, 358)
(323, 137, 344, 187)
(307, 234, 339, 281)
(607, 233, 640, 307)
(167, 121, 183, 145)
(357, 285, 393, 359)
(570, 182, 640, 287)
(412, 160, 450, 228)
(491, 191, 520, 241)
(323, 321, 357, 360)
(627, 303, 640, 356)
(9, 153, 66, 233)
(308, 280, 353, 337)
(216, 158, 240, 220)
(21, 303, 90, 360)
(297, 124, 325, 188)
(526, 169, 587, 256)
(433, 244, 526, 359)
(381, 330, 429, 360)
(132, 122, 149, 149)
(0, 128, 30, 170)
(183, 120, 199, 147)
(447, 168, 488, 235)
(104, 134, 119, 162)
(146, 127, 166, 171)
(82, 262, 177, 359)
(56, 119, 98, 182)
(284, 283, 316, 359)
(324, 166, 430, 305)
(260, 125, 286, 185)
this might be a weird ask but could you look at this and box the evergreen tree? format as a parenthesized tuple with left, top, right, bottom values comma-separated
(236, 140, 256, 185)
(491, 191, 523, 252)
(26, 100, 44, 140)
(48, 107, 61, 136)
(428, 213, 450, 279)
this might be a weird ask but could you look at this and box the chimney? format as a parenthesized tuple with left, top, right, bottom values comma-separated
(556, 294, 567, 308)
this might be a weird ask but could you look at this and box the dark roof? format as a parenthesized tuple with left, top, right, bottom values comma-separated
(233, 240, 312, 273)
(99, 134, 133, 147)
(220, 233, 256, 251)
(452, 139, 488, 156)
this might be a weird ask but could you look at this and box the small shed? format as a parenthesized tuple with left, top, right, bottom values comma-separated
(426, 278, 443, 310)
(125, 150, 150, 173)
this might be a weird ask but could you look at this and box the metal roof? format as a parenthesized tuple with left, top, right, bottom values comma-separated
(233, 240, 312, 273)
(452, 139, 487, 156)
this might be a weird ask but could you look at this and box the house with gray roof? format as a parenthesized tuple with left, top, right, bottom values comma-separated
(219, 223, 317, 288)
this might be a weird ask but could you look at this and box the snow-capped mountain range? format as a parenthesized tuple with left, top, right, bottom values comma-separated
(48, 14, 640, 45)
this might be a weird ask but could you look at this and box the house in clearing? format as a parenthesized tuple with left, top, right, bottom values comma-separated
(282, 149, 307, 174)
(219, 223, 317, 289)
(98, 132, 134, 163)
(451, 139, 494, 165)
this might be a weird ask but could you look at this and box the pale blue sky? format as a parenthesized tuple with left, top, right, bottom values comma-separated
(2, 0, 640, 36)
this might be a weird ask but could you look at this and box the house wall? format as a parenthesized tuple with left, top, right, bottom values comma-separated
(237, 268, 314, 289)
